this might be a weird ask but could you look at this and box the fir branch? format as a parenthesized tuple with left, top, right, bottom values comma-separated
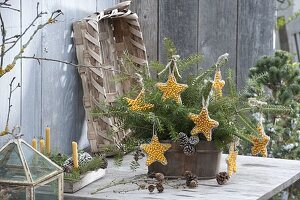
(163, 37, 177, 60)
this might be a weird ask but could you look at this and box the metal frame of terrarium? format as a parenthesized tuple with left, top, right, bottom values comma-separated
(0, 138, 63, 200)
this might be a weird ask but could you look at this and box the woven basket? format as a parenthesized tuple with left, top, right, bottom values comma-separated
(73, 1, 149, 152)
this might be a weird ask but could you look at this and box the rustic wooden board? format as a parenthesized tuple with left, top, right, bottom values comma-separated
(236, 0, 275, 88)
(0, 0, 21, 147)
(128, 0, 158, 62)
(64, 154, 300, 200)
(21, 0, 43, 144)
(40, 0, 97, 154)
(198, 0, 238, 75)
(158, 0, 199, 78)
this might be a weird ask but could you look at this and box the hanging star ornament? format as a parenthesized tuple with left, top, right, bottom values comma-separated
(156, 74, 188, 104)
(226, 145, 238, 176)
(250, 122, 270, 157)
(140, 135, 171, 166)
(124, 89, 154, 111)
(188, 107, 219, 141)
(212, 69, 225, 98)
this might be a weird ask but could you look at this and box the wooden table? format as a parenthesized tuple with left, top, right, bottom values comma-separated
(64, 154, 300, 200)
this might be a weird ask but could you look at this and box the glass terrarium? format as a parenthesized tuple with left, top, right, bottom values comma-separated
(0, 139, 63, 200)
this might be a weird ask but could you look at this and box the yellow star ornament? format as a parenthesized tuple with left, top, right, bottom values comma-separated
(189, 107, 219, 141)
(250, 123, 270, 157)
(124, 90, 154, 111)
(212, 69, 225, 98)
(226, 149, 238, 176)
(156, 74, 188, 104)
(140, 135, 171, 166)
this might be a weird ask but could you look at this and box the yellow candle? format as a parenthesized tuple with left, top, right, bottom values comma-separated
(40, 138, 45, 154)
(45, 127, 51, 154)
(72, 141, 79, 169)
(32, 137, 37, 150)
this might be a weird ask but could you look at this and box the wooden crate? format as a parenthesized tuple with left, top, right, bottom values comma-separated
(73, 1, 149, 152)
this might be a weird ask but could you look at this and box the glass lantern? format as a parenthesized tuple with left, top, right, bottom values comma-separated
(0, 139, 63, 200)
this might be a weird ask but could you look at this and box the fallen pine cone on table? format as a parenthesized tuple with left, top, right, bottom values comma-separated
(216, 172, 230, 185)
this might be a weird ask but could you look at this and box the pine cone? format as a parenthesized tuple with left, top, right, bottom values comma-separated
(64, 165, 72, 173)
(184, 171, 197, 181)
(189, 180, 198, 188)
(216, 172, 230, 185)
(148, 184, 155, 193)
(183, 144, 195, 156)
(179, 132, 189, 147)
(189, 135, 200, 145)
(100, 158, 108, 169)
(155, 173, 165, 182)
(156, 182, 164, 193)
(148, 172, 156, 179)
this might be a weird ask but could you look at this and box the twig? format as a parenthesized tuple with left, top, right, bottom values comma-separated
(0, 77, 20, 137)
(0, 10, 63, 78)
(20, 56, 131, 75)
(4, 3, 47, 55)
(0, 0, 9, 6)
(0, 12, 5, 67)
(0, 6, 20, 12)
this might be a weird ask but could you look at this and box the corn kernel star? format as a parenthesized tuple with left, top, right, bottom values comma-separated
(140, 135, 171, 166)
(156, 74, 188, 104)
(189, 107, 219, 141)
(250, 123, 270, 157)
(124, 90, 154, 111)
(226, 149, 238, 176)
(212, 69, 225, 97)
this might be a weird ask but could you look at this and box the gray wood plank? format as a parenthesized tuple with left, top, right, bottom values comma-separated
(96, 0, 117, 11)
(158, 0, 199, 77)
(0, 0, 21, 147)
(129, 0, 158, 62)
(40, 0, 96, 154)
(65, 154, 300, 200)
(21, 0, 43, 144)
(237, 0, 275, 88)
(198, 0, 237, 75)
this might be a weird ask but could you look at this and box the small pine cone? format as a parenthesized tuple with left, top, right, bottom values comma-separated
(179, 132, 189, 147)
(100, 158, 108, 169)
(189, 135, 200, 145)
(184, 171, 197, 181)
(148, 172, 156, 179)
(184, 171, 193, 179)
(189, 180, 198, 188)
(183, 144, 195, 156)
(186, 179, 191, 187)
(148, 184, 155, 193)
(64, 165, 72, 173)
(156, 182, 164, 193)
(155, 173, 165, 182)
(216, 172, 230, 185)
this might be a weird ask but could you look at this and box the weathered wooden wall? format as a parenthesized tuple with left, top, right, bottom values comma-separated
(0, 0, 275, 154)
(0, 0, 117, 154)
(128, 0, 275, 85)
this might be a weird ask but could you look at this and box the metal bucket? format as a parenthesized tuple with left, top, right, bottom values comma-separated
(148, 141, 221, 179)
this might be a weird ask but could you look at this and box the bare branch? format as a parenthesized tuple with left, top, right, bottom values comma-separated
(20, 56, 130, 75)
(0, 12, 5, 68)
(0, 10, 63, 78)
(0, 6, 20, 12)
(4, 5, 47, 55)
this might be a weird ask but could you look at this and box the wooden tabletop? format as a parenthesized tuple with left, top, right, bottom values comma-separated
(64, 154, 300, 200)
